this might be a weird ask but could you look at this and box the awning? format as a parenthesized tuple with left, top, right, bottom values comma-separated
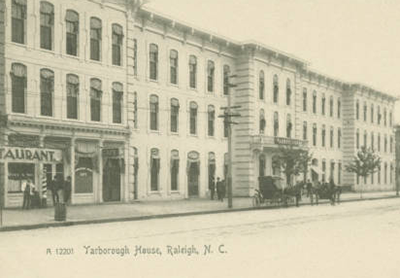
(311, 166, 322, 175)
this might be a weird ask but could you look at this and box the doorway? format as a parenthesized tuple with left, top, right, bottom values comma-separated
(188, 162, 199, 197)
(103, 159, 121, 202)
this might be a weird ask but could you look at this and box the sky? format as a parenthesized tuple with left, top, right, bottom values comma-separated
(146, 0, 400, 123)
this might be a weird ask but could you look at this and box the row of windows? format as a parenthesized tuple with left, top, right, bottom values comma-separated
(11, 0, 124, 66)
(356, 163, 394, 185)
(148, 43, 232, 94)
(259, 111, 293, 138)
(302, 88, 341, 119)
(258, 73, 292, 105)
(10, 63, 123, 123)
(304, 122, 342, 148)
(355, 100, 393, 127)
(355, 130, 394, 153)
(147, 95, 229, 138)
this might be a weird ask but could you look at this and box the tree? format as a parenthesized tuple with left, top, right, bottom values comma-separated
(274, 143, 313, 186)
(345, 146, 381, 198)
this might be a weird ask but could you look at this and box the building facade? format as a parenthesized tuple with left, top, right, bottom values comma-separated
(0, 0, 396, 207)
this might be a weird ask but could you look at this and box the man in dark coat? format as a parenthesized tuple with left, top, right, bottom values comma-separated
(216, 177, 223, 202)
(48, 176, 59, 205)
(209, 177, 215, 200)
(22, 179, 31, 209)
(64, 176, 72, 204)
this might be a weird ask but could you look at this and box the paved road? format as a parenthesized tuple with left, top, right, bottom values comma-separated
(1, 199, 400, 278)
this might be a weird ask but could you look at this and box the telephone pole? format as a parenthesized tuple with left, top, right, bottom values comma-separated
(219, 75, 240, 208)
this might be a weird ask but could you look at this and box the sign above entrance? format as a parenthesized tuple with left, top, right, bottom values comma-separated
(102, 148, 119, 157)
(0, 147, 62, 162)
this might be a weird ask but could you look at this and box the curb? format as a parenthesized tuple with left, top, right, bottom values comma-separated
(0, 195, 398, 233)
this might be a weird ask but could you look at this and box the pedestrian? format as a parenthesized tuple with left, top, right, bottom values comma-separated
(306, 179, 313, 197)
(216, 177, 223, 202)
(64, 176, 72, 204)
(49, 176, 59, 205)
(22, 179, 30, 209)
(209, 177, 215, 200)
(220, 179, 226, 202)
(56, 175, 64, 203)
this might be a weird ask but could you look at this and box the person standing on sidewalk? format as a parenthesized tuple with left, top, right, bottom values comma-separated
(209, 177, 216, 200)
(49, 176, 59, 205)
(216, 177, 223, 201)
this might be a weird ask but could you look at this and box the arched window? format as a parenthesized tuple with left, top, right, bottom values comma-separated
(150, 148, 160, 191)
(356, 100, 360, 120)
(312, 123, 317, 146)
(337, 98, 341, 118)
(356, 129, 360, 149)
(312, 90, 317, 114)
(40, 69, 54, 117)
(90, 78, 102, 121)
(208, 152, 216, 193)
(322, 159, 326, 182)
(12, 0, 27, 44)
(321, 124, 326, 147)
(189, 55, 197, 88)
(286, 114, 292, 138)
(273, 112, 279, 137)
(208, 105, 215, 136)
(259, 109, 266, 134)
(377, 105, 381, 124)
(338, 128, 342, 149)
(40, 1, 54, 50)
(363, 102, 367, 122)
(378, 133, 381, 152)
(223, 65, 230, 95)
(303, 88, 307, 112)
(330, 126, 334, 148)
(370, 132, 374, 151)
(286, 78, 291, 106)
(329, 96, 333, 117)
(112, 24, 123, 66)
(321, 94, 326, 115)
(149, 43, 158, 79)
(90, 17, 102, 61)
(65, 10, 79, 56)
(170, 98, 179, 133)
(150, 95, 159, 131)
(189, 101, 198, 135)
(112, 82, 123, 124)
(66, 74, 79, 119)
(370, 104, 374, 123)
(171, 150, 179, 191)
(133, 92, 138, 128)
(384, 108, 387, 126)
(11, 63, 27, 113)
(170, 50, 178, 84)
(207, 60, 215, 92)
(303, 121, 307, 140)
(259, 71, 265, 100)
(273, 75, 279, 103)
(259, 154, 266, 177)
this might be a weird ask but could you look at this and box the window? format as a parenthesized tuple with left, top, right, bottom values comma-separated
(337, 98, 341, 118)
(390, 136, 393, 153)
(322, 160, 326, 182)
(274, 112, 279, 137)
(150, 148, 160, 191)
(189, 55, 197, 89)
(150, 95, 159, 131)
(303, 88, 307, 112)
(112, 82, 123, 124)
(170, 50, 178, 84)
(356, 129, 360, 149)
(40, 1, 54, 50)
(378, 166, 381, 184)
(303, 121, 307, 140)
(286, 114, 292, 138)
(378, 134, 381, 152)
(384, 135, 387, 152)
(338, 162, 342, 185)
(312, 91, 317, 114)
(363, 102, 367, 122)
(207, 60, 215, 92)
(371, 132, 374, 150)
(171, 150, 179, 191)
(133, 39, 138, 76)
(321, 125, 326, 147)
(223, 65, 230, 95)
(133, 92, 138, 129)
(12, 0, 26, 44)
(11, 63, 27, 113)
(90, 17, 102, 61)
(260, 109, 266, 134)
(378, 106, 381, 124)
(330, 127, 334, 148)
(40, 69, 54, 116)
(313, 124, 317, 146)
(273, 75, 279, 103)
(66, 74, 79, 119)
(330, 161, 335, 182)
(8, 163, 35, 193)
(321, 94, 326, 116)
(90, 79, 102, 121)
(356, 101, 359, 120)
(207, 105, 215, 136)
(364, 131, 367, 148)
(329, 96, 333, 117)
(338, 128, 341, 149)
(286, 78, 291, 105)
(65, 10, 79, 56)
(259, 71, 265, 100)
(189, 102, 198, 135)
(208, 152, 216, 191)
(384, 109, 387, 126)
(370, 104, 374, 123)
(259, 154, 266, 177)
(384, 163, 388, 184)
(112, 24, 123, 66)
(170, 98, 180, 133)
(389, 111, 393, 127)
(224, 116, 229, 138)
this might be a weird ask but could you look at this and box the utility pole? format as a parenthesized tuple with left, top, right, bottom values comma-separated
(219, 75, 240, 208)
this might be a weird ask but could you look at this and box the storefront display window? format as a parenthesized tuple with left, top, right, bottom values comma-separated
(8, 163, 35, 193)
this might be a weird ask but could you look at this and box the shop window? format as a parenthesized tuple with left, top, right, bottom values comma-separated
(112, 82, 123, 124)
(170, 50, 178, 84)
(190, 102, 198, 135)
(170, 98, 180, 133)
(189, 55, 197, 89)
(66, 74, 79, 119)
(8, 163, 35, 193)
(150, 148, 160, 191)
(90, 17, 102, 61)
(171, 150, 179, 191)
(303, 88, 307, 112)
(150, 95, 159, 131)
(223, 65, 230, 96)
(11, 63, 27, 113)
(12, 0, 26, 44)
(273, 75, 279, 103)
(149, 43, 158, 80)
(40, 69, 54, 117)
(259, 71, 265, 100)
(208, 105, 215, 136)
(286, 78, 291, 106)
(274, 112, 279, 137)
(112, 24, 123, 66)
(65, 10, 79, 56)
(40, 1, 54, 50)
(207, 60, 215, 92)
(90, 78, 102, 122)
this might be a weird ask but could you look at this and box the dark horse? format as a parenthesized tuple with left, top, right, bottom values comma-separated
(310, 182, 341, 205)
(283, 182, 304, 207)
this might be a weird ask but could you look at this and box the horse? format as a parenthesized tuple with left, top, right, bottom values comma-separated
(283, 182, 304, 207)
(310, 182, 341, 206)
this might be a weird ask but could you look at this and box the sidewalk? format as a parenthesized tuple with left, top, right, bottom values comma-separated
(0, 191, 398, 232)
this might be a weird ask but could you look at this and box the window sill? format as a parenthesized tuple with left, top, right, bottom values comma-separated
(38, 48, 56, 56)
(149, 130, 162, 135)
(170, 131, 180, 136)
(188, 134, 198, 138)
(168, 82, 180, 88)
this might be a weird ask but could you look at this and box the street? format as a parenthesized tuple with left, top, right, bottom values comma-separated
(1, 198, 400, 278)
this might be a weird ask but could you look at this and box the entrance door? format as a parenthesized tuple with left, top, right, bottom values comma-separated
(188, 162, 199, 197)
(103, 159, 121, 202)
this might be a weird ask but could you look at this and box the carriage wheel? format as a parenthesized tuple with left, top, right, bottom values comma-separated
(252, 195, 261, 207)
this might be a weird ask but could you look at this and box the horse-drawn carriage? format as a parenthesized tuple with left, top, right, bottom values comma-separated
(309, 182, 341, 205)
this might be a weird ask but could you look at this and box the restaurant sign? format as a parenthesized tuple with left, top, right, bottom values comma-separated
(0, 147, 62, 162)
